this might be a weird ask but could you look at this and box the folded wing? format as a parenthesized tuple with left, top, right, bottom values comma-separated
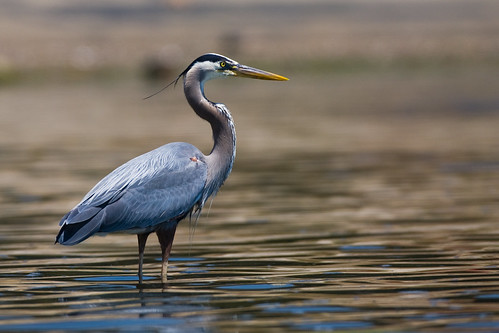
(56, 142, 207, 245)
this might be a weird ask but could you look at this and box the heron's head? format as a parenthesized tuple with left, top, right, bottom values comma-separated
(182, 53, 288, 83)
(144, 53, 288, 100)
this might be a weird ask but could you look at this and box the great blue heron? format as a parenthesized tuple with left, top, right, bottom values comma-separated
(55, 53, 288, 283)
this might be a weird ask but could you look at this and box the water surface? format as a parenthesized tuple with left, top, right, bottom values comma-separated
(1, 67, 499, 332)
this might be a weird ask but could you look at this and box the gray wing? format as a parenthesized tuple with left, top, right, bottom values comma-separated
(56, 142, 207, 245)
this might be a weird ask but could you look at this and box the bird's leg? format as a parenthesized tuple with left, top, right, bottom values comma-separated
(156, 224, 177, 283)
(137, 233, 150, 284)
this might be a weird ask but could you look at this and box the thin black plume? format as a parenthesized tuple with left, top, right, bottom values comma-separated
(143, 54, 225, 100)
(143, 72, 184, 100)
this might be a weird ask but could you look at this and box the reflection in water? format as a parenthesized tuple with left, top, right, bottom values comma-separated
(1, 66, 499, 332)
(1, 148, 499, 332)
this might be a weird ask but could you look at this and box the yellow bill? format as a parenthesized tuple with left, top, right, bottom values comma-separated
(232, 64, 289, 81)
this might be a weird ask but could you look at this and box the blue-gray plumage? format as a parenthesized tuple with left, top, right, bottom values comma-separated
(58, 143, 207, 244)
(55, 53, 288, 283)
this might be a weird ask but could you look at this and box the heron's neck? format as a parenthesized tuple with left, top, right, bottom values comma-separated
(183, 74, 236, 192)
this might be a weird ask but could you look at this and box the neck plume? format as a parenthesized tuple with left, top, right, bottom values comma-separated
(183, 69, 236, 198)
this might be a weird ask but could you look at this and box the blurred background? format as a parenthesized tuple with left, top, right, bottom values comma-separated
(1, 1, 499, 331)
(1, 0, 499, 214)
(1, 0, 499, 258)
(1, 0, 499, 149)
(1, 0, 498, 150)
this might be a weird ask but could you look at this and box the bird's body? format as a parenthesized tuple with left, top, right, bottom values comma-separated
(58, 142, 208, 243)
(56, 53, 287, 283)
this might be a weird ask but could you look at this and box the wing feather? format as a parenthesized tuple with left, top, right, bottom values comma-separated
(56, 142, 207, 245)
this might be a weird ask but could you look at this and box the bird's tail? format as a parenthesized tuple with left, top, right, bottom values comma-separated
(55, 208, 104, 245)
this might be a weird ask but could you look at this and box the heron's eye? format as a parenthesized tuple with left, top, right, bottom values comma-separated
(220, 61, 226, 68)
